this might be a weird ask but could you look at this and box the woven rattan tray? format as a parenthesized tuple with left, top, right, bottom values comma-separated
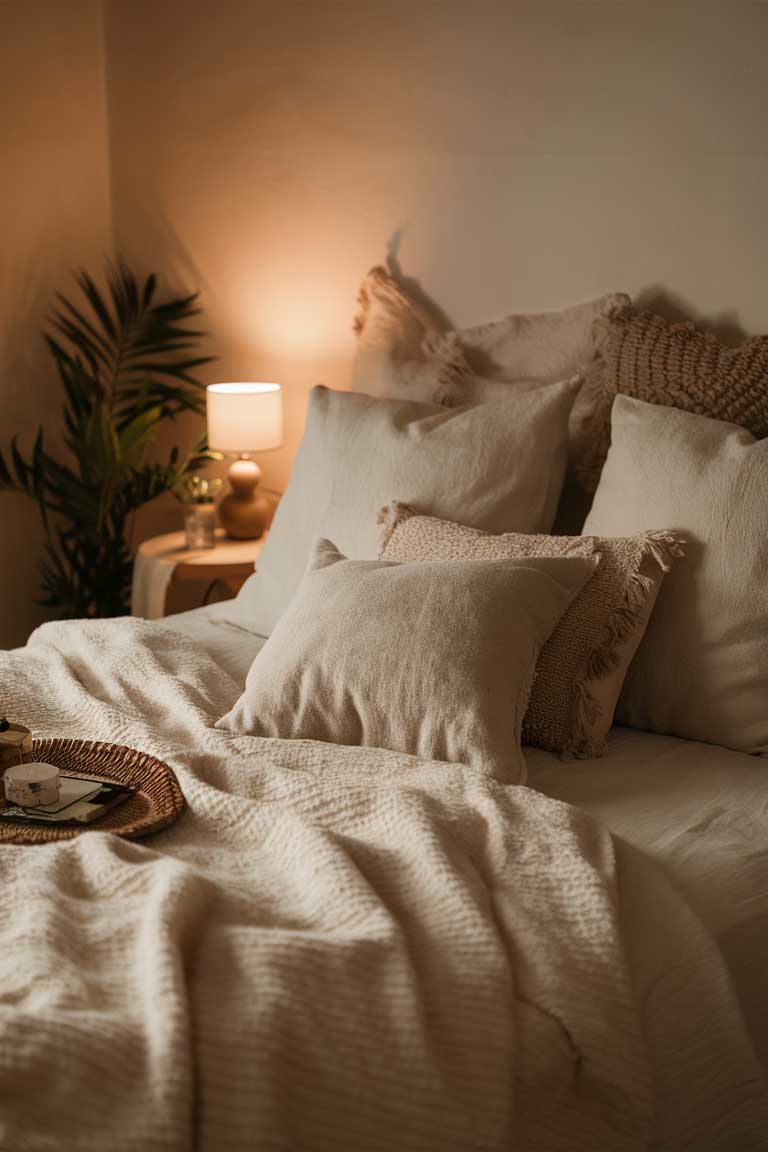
(0, 738, 185, 845)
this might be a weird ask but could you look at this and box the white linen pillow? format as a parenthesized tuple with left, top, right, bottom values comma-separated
(351, 266, 629, 531)
(228, 381, 578, 637)
(352, 265, 628, 413)
(583, 395, 768, 753)
(219, 539, 598, 783)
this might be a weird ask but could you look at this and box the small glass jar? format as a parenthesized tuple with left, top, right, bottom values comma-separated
(184, 503, 216, 550)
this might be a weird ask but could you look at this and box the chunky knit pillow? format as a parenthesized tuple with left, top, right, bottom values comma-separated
(580, 305, 768, 489)
(379, 502, 684, 759)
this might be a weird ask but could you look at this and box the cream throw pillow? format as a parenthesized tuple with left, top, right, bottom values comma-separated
(379, 503, 682, 759)
(584, 395, 768, 753)
(352, 264, 627, 410)
(228, 382, 578, 638)
(351, 265, 628, 529)
(219, 540, 598, 783)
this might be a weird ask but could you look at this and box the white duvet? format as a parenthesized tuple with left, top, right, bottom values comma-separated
(0, 618, 766, 1151)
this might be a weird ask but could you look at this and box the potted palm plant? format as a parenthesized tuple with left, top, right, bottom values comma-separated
(0, 260, 220, 618)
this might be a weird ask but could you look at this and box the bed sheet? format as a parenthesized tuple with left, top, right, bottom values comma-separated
(527, 731, 768, 1068)
(166, 604, 768, 1070)
(163, 601, 266, 683)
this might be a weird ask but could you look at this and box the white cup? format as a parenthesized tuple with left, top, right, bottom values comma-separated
(4, 762, 61, 807)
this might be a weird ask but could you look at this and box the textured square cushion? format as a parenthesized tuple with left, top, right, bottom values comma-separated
(581, 305, 768, 489)
(584, 395, 768, 753)
(379, 502, 682, 759)
(228, 381, 578, 637)
(351, 265, 628, 528)
(219, 539, 597, 783)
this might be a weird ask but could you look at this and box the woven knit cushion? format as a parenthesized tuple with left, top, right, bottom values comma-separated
(219, 538, 597, 783)
(580, 305, 768, 488)
(227, 381, 578, 638)
(584, 396, 768, 753)
(379, 502, 683, 759)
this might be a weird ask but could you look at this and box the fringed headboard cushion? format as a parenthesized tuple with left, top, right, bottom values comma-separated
(379, 501, 683, 760)
(351, 266, 629, 528)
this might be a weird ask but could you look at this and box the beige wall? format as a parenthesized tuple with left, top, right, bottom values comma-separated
(0, 0, 111, 647)
(104, 0, 768, 503)
(3, 1, 768, 641)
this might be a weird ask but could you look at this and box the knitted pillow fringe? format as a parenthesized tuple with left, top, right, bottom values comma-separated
(566, 529, 685, 759)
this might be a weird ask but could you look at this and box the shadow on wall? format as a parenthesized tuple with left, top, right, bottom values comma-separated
(383, 243, 753, 346)
(634, 285, 749, 346)
(0, 245, 85, 649)
(384, 229, 455, 333)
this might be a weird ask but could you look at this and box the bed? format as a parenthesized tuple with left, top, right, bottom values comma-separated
(163, 599, 768, 1075)
(2, 271, 768, 1150)
(168, 601, 768, 1074)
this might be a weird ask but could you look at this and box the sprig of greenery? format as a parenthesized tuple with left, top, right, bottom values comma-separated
(0, 261, 220, 618)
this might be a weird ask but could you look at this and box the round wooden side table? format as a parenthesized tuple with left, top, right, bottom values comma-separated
(131, 529, 266, 619)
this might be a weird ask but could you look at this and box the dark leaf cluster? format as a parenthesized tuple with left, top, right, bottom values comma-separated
(0, 261, 219, 618)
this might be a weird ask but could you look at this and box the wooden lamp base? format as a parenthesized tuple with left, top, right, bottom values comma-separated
(218, 456, 270, 540)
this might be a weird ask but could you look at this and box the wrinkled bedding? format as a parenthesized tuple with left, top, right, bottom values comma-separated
(171, 604, 768, 1074)
(1, 617, 767, 1150)
(527, 730, 768, 1072)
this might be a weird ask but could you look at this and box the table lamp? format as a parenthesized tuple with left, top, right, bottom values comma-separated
(206, 382, 283, 539)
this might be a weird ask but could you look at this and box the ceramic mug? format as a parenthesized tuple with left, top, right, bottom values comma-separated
(4, 762, 61, 807)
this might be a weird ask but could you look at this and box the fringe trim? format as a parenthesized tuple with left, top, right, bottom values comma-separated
(564, 529, 685, 760)
(352, 265, 438, 337)
(376, 501, 417, 554)
(353, 265, 389, 335)
(353, 268, 475, 407)
(417, 321, 476, 408)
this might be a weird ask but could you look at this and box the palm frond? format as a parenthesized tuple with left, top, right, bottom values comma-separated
(0, 258, 218, 619)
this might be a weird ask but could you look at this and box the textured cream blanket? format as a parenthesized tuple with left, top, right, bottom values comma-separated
(0, 619, 766, 1151)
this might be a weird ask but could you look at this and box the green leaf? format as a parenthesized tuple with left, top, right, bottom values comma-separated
(118, 405, 162, 468)
(2, 257, 217, 618)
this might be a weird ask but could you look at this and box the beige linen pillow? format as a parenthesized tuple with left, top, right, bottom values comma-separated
(379, 503, 682, 759)
(580, 305, 768, 489)
(351, 265, 628, 529)
(219, 539, 598, 783)
(584, 395, 768, 753)
(352, 264, 627, 408)
(227, 381, 578, 638)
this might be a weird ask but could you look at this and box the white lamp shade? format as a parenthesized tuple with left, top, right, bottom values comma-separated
(206, 383, 283, 453)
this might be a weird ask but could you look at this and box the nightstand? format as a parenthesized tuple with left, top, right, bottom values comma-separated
(131, 529, 266, 619)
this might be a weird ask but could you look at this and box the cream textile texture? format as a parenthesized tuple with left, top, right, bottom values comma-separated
(352, 265, 627, 475)
(580, 304, 768, 488)
(584, 396, 768, 752)
(1, 617, 767, 1150)
(227, 382, 577, 638)
(436, 291, 631, 385)
(219, 540, 597, 783)
(379, 503, 683, 759)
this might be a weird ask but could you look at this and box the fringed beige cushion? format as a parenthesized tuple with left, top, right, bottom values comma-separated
(351, 265, 469, 405)
(220, 538, 598, 784)
(352, 265, 629, 530)
(580, 305, 768, 489)
(379, 502, 684, 759)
